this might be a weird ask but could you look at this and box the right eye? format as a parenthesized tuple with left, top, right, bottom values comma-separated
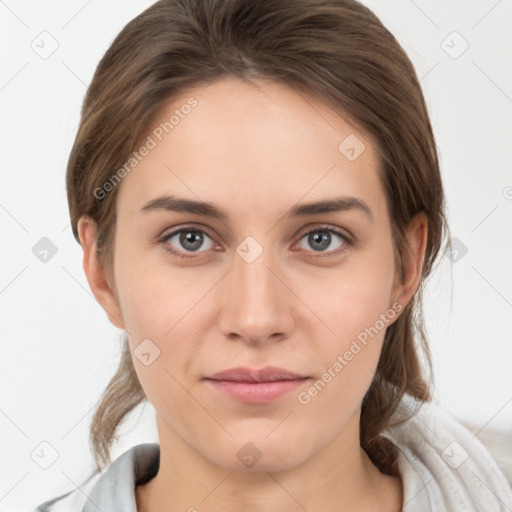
(159, 227, 217, 259)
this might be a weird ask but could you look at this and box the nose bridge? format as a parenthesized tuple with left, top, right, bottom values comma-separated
(218, 241, 293, 342)
(235, 251, 277, 308)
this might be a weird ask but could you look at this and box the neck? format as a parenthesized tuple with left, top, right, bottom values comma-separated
(136, 411, 402, 512)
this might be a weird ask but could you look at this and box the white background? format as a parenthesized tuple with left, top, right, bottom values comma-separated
(0, 0, 511, 510)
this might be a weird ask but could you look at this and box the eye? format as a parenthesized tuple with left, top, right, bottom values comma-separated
(159, 227, 216, 258)
(295, 227, 351, 256)
(158, 225, 352, 259)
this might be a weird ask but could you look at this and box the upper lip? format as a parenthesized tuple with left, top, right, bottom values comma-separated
(205, 366, 309, 383)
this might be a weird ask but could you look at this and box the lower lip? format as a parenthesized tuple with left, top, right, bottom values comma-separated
(205, 379, 309, 403)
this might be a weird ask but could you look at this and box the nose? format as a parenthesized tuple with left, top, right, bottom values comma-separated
(217, 244, 295, 345)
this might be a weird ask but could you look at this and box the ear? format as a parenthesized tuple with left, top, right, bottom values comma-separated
(77, 216, 126, 330)
(392, 211, 428, 310)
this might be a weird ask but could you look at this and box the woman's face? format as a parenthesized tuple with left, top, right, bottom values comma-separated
(85, 76, 422, 472)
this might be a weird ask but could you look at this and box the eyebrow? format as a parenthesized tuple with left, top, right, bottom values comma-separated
(140, 195, 373, 221)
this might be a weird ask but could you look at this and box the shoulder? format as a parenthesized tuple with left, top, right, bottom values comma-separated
(457, 418, 512, 487)
(32, 443, 160, 512)
(383, 394, 512, 511)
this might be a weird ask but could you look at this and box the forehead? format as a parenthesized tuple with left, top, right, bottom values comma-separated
(116, 76, 385, 220)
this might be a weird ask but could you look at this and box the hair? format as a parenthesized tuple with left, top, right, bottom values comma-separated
(66, 0, 449, 477)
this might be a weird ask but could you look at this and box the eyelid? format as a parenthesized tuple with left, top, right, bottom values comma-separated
(157, 222, 216, 240)
(295, 223, 353, 243)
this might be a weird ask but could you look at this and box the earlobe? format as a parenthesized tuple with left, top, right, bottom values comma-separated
(393, 212, 428, 310)
(77, 216, 126, 330)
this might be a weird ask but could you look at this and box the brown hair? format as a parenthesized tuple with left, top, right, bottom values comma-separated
(67, 0, 449, 477)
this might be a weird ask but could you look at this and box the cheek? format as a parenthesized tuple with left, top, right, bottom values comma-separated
(113, 254, 209, 392)
(311, 239, 397, 370)
(114, 243, 201, 337)
(301, 284, 396, 418)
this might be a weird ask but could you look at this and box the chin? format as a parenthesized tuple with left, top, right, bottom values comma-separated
(203, 435, 312, 474)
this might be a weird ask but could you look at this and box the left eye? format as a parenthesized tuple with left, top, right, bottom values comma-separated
(297, 228, 349, 253)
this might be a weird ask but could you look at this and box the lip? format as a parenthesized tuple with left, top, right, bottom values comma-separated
(203, 366, 310, 404)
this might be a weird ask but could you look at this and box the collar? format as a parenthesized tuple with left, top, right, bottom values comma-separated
(83, 443, 159, 512)
(82, 396, 512, 511)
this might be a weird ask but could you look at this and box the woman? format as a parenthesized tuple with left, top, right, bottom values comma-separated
(35, 0, 512, 510)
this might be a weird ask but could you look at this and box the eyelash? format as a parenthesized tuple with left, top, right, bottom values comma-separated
(157, 225, 353, 260)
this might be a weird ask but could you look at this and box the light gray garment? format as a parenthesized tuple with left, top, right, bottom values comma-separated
(34, 394, 512, 511)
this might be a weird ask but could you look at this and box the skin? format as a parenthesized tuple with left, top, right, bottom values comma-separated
(78, 76, 427, 512)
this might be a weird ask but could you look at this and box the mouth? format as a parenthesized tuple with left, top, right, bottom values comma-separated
(203, 366, 311, 403)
